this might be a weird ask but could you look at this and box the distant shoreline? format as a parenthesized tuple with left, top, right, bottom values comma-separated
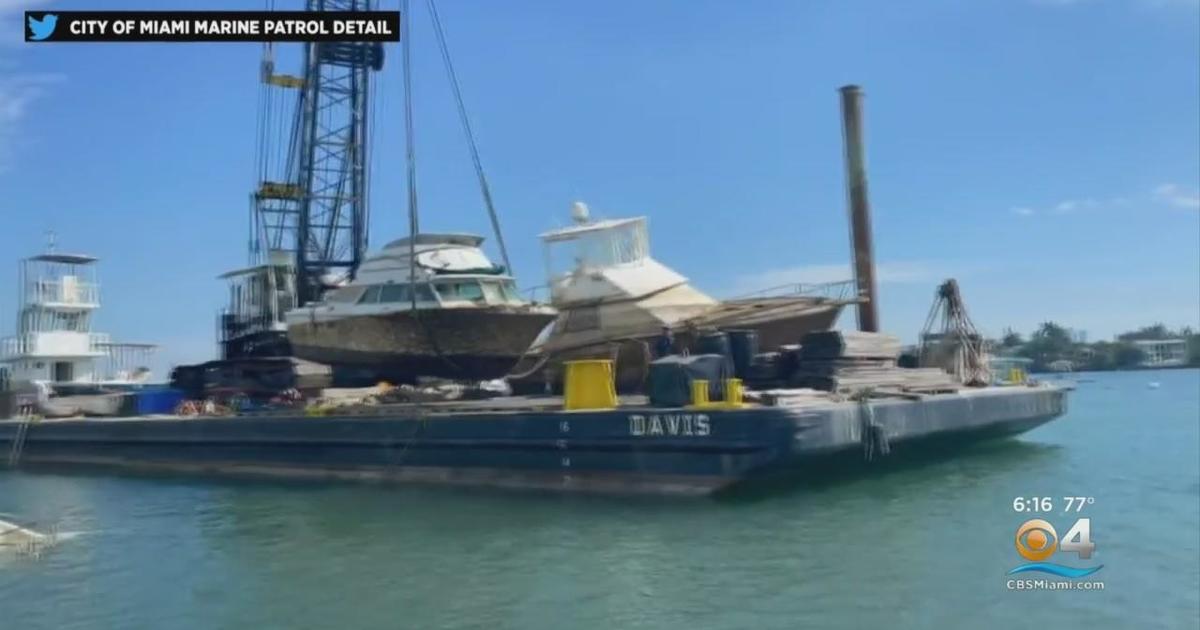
(1029, 365, 1199, 375)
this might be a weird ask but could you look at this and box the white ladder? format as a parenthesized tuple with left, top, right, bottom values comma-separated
(7, 411, 34, 468)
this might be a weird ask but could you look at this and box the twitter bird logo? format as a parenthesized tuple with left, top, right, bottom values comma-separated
(27, 13, 58, 41)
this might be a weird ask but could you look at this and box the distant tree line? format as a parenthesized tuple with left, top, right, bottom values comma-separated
(993, 322, 1200, 372)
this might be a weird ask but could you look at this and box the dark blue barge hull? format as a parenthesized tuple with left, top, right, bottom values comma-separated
(0, 386, 1067, 496)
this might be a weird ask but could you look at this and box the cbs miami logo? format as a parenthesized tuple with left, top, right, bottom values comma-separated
(1009, 518, 1103, 579)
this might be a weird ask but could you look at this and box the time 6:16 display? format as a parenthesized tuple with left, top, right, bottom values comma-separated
(1012, 497, 1054, 512)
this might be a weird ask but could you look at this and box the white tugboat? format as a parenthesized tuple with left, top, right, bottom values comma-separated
(0, 247, 157, 417)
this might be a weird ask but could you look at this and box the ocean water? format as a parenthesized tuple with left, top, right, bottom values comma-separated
(1, 369, 1197, 630)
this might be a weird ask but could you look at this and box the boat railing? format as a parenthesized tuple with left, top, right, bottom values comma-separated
(727, 279, 860, 302)
(25, 280, 100, 306)
(89, 333, 113, 353)
(0, 332, 109, 358)
(0, 335, 26, 359)
(521, 284, 552, 305)
(218, 309, 283, 342)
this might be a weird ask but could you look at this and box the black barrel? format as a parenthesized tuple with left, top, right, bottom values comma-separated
(697, 331, 731, 360)
(726, 329, 759, 379)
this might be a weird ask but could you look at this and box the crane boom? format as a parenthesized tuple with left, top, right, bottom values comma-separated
(221, 0, 381, 360)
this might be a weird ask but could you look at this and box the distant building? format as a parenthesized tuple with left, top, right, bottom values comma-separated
(1133, 339, 1188, 368)
(1048, 359, 1075, 372)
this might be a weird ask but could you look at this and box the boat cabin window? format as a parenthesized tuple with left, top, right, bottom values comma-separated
(562, 306, 600, 332)
(380, 284, 408, 303)
(357, 283, 437, 305)
(480, 281, 505, 304)
(327, 286, 366, 303)
(434, 280, 486, 304)
(380, 283, 435, 303)
(499, 280, 520, 302)
(358, 285, 383, 304)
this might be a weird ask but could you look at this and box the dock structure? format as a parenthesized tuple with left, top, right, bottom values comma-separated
(0, 385, 1066, 496)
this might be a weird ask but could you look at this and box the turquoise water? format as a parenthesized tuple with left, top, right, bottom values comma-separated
(2, 369, 1197, 629)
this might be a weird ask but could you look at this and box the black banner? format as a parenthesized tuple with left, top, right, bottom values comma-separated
(24, 11, 401, 43)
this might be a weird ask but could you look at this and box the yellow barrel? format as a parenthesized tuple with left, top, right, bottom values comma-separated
(1007, 367, 1026, 384)
(563, 360, 618, 410)
(724, 378, 744, 407)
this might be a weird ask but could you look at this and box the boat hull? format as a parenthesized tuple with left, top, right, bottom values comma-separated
(513, 298, 846, 393)
(288, 308, 557, 384)
(0, 386, 1068, 496)
(706, 299, 844, 350)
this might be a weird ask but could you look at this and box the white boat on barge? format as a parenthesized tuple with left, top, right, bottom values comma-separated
(0, 249, 158, 418)
(285, 233, 556, 385)
(511, 203, 858, 391)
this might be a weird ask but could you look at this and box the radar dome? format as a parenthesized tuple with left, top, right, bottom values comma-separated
(571, 201, 590, 224)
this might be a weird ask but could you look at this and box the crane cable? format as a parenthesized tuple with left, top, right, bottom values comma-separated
(400, 0, 526, 380)
(424, 0, 513, 275)
(402, 0, 419, 313)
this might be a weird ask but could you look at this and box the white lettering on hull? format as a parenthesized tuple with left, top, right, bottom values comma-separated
(629, 414, 711, 437)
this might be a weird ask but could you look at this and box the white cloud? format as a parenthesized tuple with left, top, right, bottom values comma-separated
(0, 75, 57, 123)
(1153, 183, 1200, 210)
(0, 74, 60, 168)
(1051, 198, 1100, 214)
(0, 1, 59, 171)
(731, 261, 946, 296)
(1011, 190, 1194, 217)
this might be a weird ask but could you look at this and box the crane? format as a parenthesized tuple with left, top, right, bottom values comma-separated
(254, 0, 381, 305)
(220, 0, 382, 360)
(216, 0, 511, 373)
(918, 279, 992, 385)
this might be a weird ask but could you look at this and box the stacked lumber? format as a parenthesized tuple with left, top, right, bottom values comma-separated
(793, 367, 960, 394)
(749, 388, 838, 407)
(799, 331, 903, 360)
(791, 331, 959, 394)
(793, 358, 896, 375)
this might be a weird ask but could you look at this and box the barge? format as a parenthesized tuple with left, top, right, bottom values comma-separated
(0, 384, 1066, 496)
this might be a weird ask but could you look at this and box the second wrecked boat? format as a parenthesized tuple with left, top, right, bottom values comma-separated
(511, 203, 859, 391)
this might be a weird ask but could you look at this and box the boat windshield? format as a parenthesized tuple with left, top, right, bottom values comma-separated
(480, 279, 524, 305)
(499, 280, 522, 303)
(434, 280, 486, 304)
(543, 219, 648, 282)
(357, 283, 436, 304)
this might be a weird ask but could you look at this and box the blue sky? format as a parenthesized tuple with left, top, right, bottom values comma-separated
(1, 0, 1198, 371)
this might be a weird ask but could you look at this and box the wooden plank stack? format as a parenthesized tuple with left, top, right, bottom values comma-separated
(791, 331, 960, 394)
(798, 331, 904, 360)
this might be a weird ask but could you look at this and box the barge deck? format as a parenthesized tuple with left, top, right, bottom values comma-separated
(0, 385, 1067, 496)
